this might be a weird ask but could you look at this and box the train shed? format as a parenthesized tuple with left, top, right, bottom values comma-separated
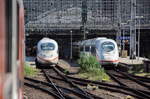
(24, 0, 150, 59)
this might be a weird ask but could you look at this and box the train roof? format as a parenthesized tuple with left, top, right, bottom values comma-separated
(100, 38, 116, 42)
(39, 37, 57, 42)
(75, 37, 107, 46)
(37, 37, 58, 45)
(73, 37, 118, 46)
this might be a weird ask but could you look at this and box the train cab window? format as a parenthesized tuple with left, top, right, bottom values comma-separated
(41, 43, 55, 51)
(102, 42, 115, 52)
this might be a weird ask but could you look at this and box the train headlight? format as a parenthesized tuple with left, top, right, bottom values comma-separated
(40, 53, 43, 56)
(40, 53, 47, 57)
(43, 54, 46, 57)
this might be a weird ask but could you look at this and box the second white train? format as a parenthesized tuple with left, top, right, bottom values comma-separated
(73, 37, 119, 65)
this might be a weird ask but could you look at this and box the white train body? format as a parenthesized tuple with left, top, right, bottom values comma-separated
(36, 38, 59, 66)
(73, 37, 119, 65)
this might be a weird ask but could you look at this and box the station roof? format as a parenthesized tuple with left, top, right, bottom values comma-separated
(24, 0, 150, 35)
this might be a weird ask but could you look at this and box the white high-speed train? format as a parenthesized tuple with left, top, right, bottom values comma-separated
(35, 37, 59, 67)
(73, 37, 119, 65)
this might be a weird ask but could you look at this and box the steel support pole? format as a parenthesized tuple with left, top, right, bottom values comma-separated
(70, 31, 72, 60)
(123, 26, 125, 50)
(138, 19, 140, 59)
(117, 0, 122, 52)
(82, 0, 87, 52)
(83, 24, 86, 40)
(83, 24, 86, 52)
(130, 0, 136, 59)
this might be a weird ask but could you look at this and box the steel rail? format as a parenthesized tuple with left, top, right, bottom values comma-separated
(109, 72, 150, 84)
(54, 66, 149, 99)
(25, 80, 74, 99)
(106, 71, 150, 96)
(48, 73, 149, 99)
(47, 75, 103, 99)
(24, 82, 62, 99)
(129, 74, 150, 81)
(106, 71, 127, 87)
(53, 66, 94, 99)
(70, 79, 145, 99)
(67, 73, 150, 99)
(118, 63, 150, 82)
(42, 69, 65, 99)
(25, 77, 94, 99)
(114, 69, 150, 90)
(110, 73, 150, 83)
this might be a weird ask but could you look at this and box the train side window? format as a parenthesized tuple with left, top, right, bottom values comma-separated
(85, 46, 89, 51)
(80, 46, 83, 51)
(91, 46, 96, 54)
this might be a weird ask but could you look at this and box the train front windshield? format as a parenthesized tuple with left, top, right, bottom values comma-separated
(41, 43, 55, 51)
(102, 42, 115, 52)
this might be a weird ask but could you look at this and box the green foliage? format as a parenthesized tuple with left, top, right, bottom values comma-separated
(77, 54, 110, 81)
(24, 63, 39, 77)
(78, 54, 100, 71)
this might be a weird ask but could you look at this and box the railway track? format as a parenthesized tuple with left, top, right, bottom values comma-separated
(115, 69, 150, 89)
(55, 64, 150, 99)
(25, 66, 103, 99)
(105, 63, 150, 98)
(43, 68, 97, 99)
(25, 63, 150, 99)
(110, 73, 150, 83)
(117, 63, 150, 84)
(48, 72, 145, 99)
(106, 70, 150, 97)
(24, 79, 64, 99)
(118, 63, 150, 82)
(52, 67, 95, 99)
(42, 69, 66, 99)
(25, 77, 95, 99)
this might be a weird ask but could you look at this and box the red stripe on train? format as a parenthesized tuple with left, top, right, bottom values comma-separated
(37, 56, 58, 62)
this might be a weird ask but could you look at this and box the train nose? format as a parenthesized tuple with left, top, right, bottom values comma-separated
(40, 52, 54, 58)
(47, 54, 53, 58)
